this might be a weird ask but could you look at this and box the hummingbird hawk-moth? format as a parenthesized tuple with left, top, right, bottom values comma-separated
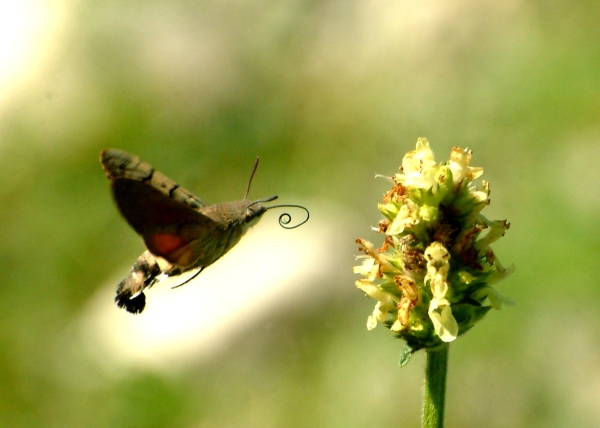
(100, 149, 308, 314)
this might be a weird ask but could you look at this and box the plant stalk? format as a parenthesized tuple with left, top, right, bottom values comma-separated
(422, 343, 449, 428)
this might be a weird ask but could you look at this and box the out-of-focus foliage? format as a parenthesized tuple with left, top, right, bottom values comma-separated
(1, 1, 600, 427)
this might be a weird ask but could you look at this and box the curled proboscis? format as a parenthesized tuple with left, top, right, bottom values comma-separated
(268, 204, 310, 229)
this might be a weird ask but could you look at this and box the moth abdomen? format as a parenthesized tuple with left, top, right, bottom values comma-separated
(115, 251, 163, 314)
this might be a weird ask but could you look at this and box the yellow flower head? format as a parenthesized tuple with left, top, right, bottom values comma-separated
(354, 139, 514, 361)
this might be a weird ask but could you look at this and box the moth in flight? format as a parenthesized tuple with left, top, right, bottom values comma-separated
(100, 149, 308, 314)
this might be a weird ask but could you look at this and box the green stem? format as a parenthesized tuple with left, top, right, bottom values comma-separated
(422, 343, 449, 428)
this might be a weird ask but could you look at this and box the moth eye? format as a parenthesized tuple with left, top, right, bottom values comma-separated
(244, 204, 266, 224)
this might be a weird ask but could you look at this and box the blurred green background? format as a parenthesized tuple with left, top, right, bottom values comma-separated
(1, 1, 599, 427)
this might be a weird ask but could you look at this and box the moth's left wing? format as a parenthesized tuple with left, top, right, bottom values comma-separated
(100, 149, 208, 210)
(100, 149, 218, 268)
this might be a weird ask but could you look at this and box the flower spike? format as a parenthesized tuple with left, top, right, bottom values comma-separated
(355, 138, 514, 361)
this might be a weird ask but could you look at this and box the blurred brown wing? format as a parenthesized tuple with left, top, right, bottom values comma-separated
(100, 148, 208, 210)
(100, 149, 218, 268)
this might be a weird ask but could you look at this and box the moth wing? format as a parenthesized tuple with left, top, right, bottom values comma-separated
(101, 149, 217, 268)
(111, 179, 219, 268)
(143, 223, 219, 269)
(100, 148, 208, 210)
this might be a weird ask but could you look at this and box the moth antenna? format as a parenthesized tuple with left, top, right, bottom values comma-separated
(171, 267, 205, 289)
(244, 157, 261, 200)
(266, 204, 310, 229)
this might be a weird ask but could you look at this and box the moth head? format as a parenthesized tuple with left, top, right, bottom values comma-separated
(244, 196, 277, 226)
(243, 157, 309, 230)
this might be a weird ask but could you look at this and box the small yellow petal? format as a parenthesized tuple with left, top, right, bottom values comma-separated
(391, 319, 403, 332)
(366, 315, 377, 330)
(428, 300, 458, 342)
